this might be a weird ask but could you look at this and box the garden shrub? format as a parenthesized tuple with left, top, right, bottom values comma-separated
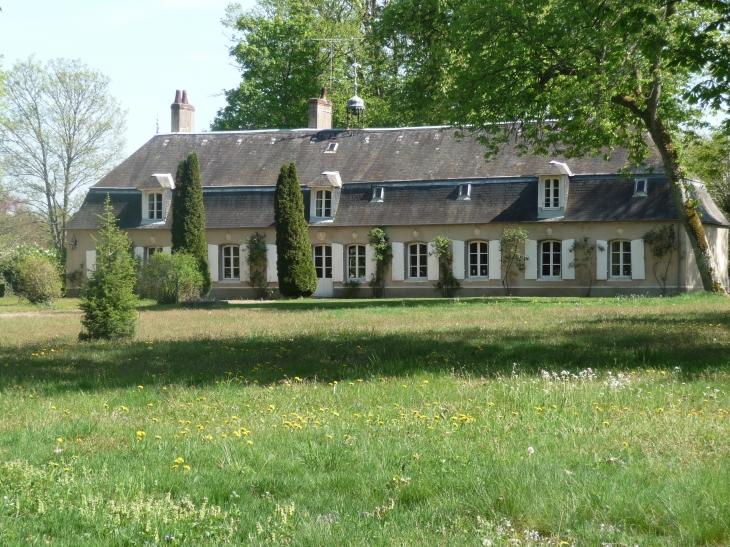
(247, 231, 273, 299)
(14, 255, 63, 304)
(367, 227, 392, 298)
(137, 252, 204, 304)
(430, 235, 461, 297)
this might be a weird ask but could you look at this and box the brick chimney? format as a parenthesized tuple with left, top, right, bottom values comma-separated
(171, 89, 195, 133)
(308, 87, 333, 129)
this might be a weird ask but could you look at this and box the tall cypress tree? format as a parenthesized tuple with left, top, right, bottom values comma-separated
(171, 152, 212, 294)
(274, 163, 317, 297)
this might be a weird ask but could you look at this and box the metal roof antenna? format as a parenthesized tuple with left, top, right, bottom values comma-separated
(346, 61, 365, 129)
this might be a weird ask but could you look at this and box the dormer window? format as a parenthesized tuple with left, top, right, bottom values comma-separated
(147, 192, 163, 220)
(372, 187, 385, 202)
(634, 178, 648, 196)
(457, 183, 471, 201)
(543, 178, 560, 209)
(324, 142, 338, 154)
(538, 175, 566, 219)
(315, 190, 332, 217)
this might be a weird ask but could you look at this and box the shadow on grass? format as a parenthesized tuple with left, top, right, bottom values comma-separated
(2, 306, 728, 395)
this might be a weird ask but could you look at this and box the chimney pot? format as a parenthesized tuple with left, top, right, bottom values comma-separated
(320, 87, 328, 100)
(171, 89, 195, 133)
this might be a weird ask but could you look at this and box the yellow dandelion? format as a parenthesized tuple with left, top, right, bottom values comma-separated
(183, 465, 191, 470)
(56, 437, 64, 443)
(174, 457, 184, 464)
(413, 454, 420, 460)
(247, 440, 254, 445)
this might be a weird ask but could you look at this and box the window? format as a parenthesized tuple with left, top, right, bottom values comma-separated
(148, 192, 163, 220)
(458, 183, 472, 200)
(324, 142, 338, 153)
(348, 244, 366, 279)
(315, 190, 332, 217)
(409, 243, 428, 278)
(540, 240, 562, 278)
(222, 245, 240, 280)
(371, 187, 385, 202)
(610, 240, 632, 277)
(468, 241, 489, 277)
(543, 178, 560, 209)
(313, 245, 332, 278)
(146, 246, 163, 260)
(634, 178, 648, 196)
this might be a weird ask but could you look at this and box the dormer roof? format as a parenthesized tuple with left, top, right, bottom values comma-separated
(136, 173, 175, 190)
(307, 171, 342, 188)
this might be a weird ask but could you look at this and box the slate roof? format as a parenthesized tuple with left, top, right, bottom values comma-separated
(93, 127, 664, 189)
(68, 176, 729, 231)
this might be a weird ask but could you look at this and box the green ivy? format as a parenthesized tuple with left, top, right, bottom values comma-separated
(367, 227, 392, 298)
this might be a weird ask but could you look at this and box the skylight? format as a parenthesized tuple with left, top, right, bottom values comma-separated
(324, 142, 338, 153)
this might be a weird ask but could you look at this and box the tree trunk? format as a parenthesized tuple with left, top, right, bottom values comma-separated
(646, 118, 727, 294)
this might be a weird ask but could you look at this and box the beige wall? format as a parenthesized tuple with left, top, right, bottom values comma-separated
(66, 221, 729, 298)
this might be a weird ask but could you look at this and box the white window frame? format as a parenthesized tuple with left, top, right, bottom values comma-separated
(457, 183, 472, 201)
(408, 243, 428, 279)
(634, 178, 648, 196)
(542, 178, 561, 209)
(610, 240, 632, 278)
(221, 244, 240, 280)
(539, 240, 562, 279)
(468, 241, 489, 278)
(315, 189, 332, 218)
(371, 187, 385, 202)
(347, 244, 366, 280)
(313, 245, 333, 279)
(147, 192, 163, 220)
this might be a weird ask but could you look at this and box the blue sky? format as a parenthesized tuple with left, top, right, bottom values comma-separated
(0, 0, 254, 155)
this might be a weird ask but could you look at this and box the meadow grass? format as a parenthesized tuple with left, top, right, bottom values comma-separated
(0, 293, 729, 546)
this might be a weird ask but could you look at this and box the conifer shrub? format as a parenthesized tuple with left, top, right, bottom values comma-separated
(14, 254, 63, 304)
(246, 231, 273, 299)
(274, 163, 317, 297)
(171, 151, 211, 294)
(79, 195, 138, 340)
(137, 252, 204, 304)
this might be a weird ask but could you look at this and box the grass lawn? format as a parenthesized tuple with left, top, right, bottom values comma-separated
(1, 294, 729, 546)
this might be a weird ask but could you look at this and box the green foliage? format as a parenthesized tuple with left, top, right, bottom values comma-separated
(137, 252, 205, 304)
(367, 227, 392, 298)
(247, 231, 273, 299)
(78, 195, 138, 340)
(212, 0, 404, 130)
(14, 254, 63, 305)
(429, 235, 460, 297)
(171, 152, 211, 294)
(274, 164, 318, 297)
(0, 244, 62, 296)
(379, 0, 727, 292)
(569, 237, 604, 297)
(685, 129, 730, 218)
(643, 225, 677, 296)
(500, 228, 528, 296)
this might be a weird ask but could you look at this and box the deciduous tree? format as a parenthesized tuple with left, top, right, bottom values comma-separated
(380, 0, 730, 293)
(213, 0, 401, 130)
(0, 58, 126, 254)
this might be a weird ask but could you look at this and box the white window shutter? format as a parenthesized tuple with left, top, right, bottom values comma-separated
(452, 240, 465, 280)
(162, 246, 171, 254)
(391, 242, 404, 281)
(596, 240, 608, 280)
(537, 179, 544, 213)
(266, 244, 278, 282)
(488, 240, 501, 280)
(133, 247, 144, 261)
(240, 244, 249, 282)
(86, 250, 97, 276)
(631, 239, 645, 280)
(332, 243, 344, 282)
(562, 239, 575, 280)
(365, 244, 375, 282)
(427, 241, 439, 281)
(207, 244, 219, 282)
(524, 239, 538, 280)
